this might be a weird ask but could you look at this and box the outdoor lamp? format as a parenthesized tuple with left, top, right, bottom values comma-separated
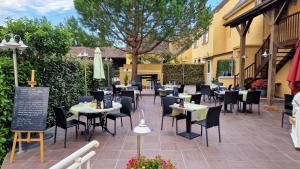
(0, 34, 28, 154)
(262, 50, 272, 58)
(133, 110, 151, 158)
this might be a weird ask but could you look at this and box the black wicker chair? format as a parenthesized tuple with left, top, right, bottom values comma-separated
(192, 105, 222, 147)
(223, 91, 239, 113)
(190, 94, 202, 104)
(90, 91, 104, 102)
(161, 97, 186, 134)
(282, 94, 294, 128)
(53, 107, 86, 148)
(178, 84, 185, 93)
(78, 96, 94, 103)
(107, 96, 133, 135)
(240, 91, 261, 114)
(154, 83, 162, 104)
(121, 90, 137, 109)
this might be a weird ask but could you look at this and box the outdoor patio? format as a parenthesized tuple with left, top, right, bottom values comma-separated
(2, 87, 300, 169)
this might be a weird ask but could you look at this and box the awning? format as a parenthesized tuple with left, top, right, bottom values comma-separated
(287, 39, 300, 94)
(224, 0, 284, 27)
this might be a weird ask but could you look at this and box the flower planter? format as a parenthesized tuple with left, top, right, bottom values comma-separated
(126, 156, 176, 169)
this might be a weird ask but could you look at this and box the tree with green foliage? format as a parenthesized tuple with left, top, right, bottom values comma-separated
(59, 16, 110, 47)
(0, 17, 72, 63)
(74, 0, 212, 80)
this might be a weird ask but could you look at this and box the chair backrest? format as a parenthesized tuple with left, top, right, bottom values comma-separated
(246, 91, 261, 104)
(200, 85, 211, 95)
(178, 85, 185, 93)
(132, 83, 142, 91)
(206, 105, 222, 128)
(78, 96, 94, 103)
(154, 83, 162, 95)
(128, 86, 138, 90)
(284, 94, 294, 110)
(196, 83, 202, 92)
(120, 96, 132, 116)
(173, 87, 179, 97)
(114, 81, 121, 85)
(121, 90, 135, 101)
(53, 106, 67, 129)
(165, 90, 174, 96)
(90, 91, 104, 102)
(162, 97, 176, 116)
(224, 91, 239, 104)
(228, 84, 232, 90)
(190, 94, 202, 104)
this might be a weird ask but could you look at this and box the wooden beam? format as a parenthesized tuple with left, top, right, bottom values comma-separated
(275, 1, 288, 24)
(236, 25, 242, 36)
(243, 19, 253, 36)
(239, 22, 246, 88)
(267, 9, 278, 105)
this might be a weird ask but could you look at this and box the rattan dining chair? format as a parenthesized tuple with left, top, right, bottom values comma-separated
(106, 96, 133, 135)
(282, 94, 294, 128)
(78, 96, 94, 103)
(192, 105, 222, 147)
(161, 97, 186, 134)
(53, 107, 86, 148)
(190, 94, 202, 104)
(223, 91, 239, 114)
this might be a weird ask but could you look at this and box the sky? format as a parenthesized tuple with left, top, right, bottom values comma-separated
(0, 0, 222, 26)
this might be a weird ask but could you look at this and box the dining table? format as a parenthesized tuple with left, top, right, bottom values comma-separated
(69, 101, 122, 140)
(173, 93, 192, 103)
(170, 103, 208, 139)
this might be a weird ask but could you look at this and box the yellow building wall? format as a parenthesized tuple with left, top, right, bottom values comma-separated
(126, 53, 162, 64)
(119, 64, 163, 86)
(275, 60, 292, 98)
(176, 47, 193, 64)
(288, 0, 300, 15)
(198, 0, 263, 84)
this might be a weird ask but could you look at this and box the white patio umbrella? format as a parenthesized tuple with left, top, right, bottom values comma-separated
(93, 47, 106, 80)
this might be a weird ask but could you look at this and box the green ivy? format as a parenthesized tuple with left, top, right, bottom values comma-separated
(0, 57, 33, 165)
(0, 57, 111, 165)
(163, 64, 204, 85)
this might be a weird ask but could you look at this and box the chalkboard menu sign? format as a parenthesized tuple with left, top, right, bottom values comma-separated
(11, 87, 49, 131)
(103, 95, 113, 109)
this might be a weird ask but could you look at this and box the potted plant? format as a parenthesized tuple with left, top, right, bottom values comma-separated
(124, 73, 129, 86)
(211, 78, 218, 85)
(126, 156, 176, 169)
(251, 79, 267, 96)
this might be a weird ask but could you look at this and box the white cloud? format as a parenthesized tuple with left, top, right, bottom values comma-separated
(0, 0, 74, 16)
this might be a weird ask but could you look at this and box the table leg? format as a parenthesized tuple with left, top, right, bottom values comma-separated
(177, 111, 200, 139)
(102, 112, 114, 136)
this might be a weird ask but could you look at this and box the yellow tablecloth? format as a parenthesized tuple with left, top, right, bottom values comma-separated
(158, 88, 173, 96)
(178, 93, 192, 103)
(216, 90, 248, 101)
(171, 103, 208, 121)
(69, 102, 122, 116)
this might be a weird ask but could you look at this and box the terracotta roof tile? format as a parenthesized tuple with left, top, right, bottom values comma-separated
(67, 47, 126, 58)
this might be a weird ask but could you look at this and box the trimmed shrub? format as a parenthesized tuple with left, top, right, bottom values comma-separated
(163, 64, 204, 85)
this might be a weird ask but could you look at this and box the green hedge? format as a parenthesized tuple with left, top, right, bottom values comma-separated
(162, 64, 204, 85)
(0, 57, 33, 164)
(0, 57, 110, 164)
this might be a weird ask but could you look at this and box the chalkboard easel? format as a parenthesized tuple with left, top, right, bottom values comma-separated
(10, 87, 49, 163)
(10, 131, 44, 163)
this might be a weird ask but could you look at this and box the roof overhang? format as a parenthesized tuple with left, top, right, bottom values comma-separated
(224, 0, 285, 27)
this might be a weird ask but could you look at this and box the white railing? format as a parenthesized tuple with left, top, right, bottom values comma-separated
(49, 140, 99, 169)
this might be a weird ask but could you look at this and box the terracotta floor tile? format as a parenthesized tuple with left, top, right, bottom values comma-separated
(1, 91, 299, 169)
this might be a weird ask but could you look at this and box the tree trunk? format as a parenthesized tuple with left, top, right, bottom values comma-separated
(131, 53, 138, 82)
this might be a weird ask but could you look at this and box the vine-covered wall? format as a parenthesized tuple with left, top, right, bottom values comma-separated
(162, 64, 204, 85)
